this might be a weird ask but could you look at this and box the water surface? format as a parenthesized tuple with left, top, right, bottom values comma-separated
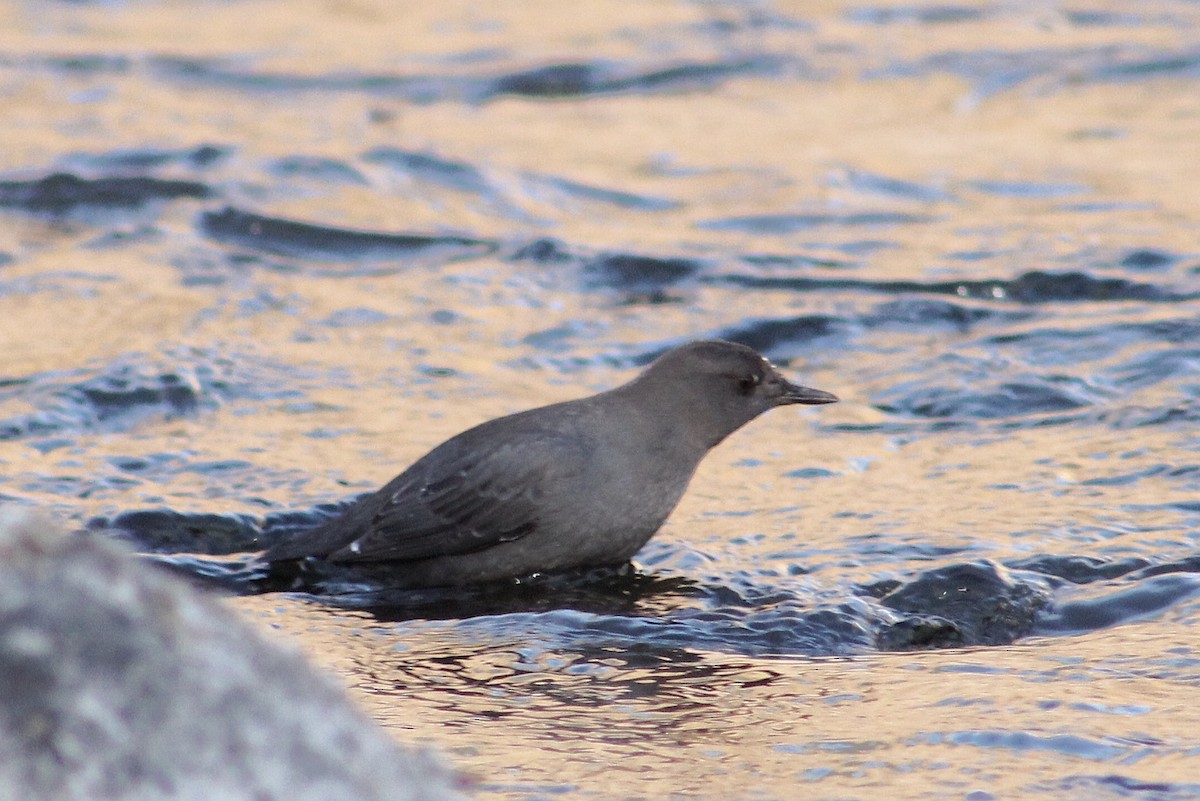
(3, 1, 1200, 798)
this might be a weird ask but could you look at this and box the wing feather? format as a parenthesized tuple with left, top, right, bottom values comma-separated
(323, 431, 584, 563)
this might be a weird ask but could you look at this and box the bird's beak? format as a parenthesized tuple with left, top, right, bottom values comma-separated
(779, 379, 839, 405)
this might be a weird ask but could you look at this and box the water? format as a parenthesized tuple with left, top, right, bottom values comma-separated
(3, 0, 1200, 798)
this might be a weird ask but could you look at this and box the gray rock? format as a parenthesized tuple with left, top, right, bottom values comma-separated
(0, 510, 466, 801)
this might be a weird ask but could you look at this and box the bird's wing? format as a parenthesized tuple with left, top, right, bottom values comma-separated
(325, 430, 586, 563)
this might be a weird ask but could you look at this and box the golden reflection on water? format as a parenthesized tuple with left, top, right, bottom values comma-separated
(4, 0, 1200, 798)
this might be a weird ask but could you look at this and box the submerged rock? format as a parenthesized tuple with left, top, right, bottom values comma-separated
(873, 560, 1054, 648)
(0, 510, 466, 801)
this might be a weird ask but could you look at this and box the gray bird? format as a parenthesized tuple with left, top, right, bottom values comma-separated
(265, 340, 837, 587)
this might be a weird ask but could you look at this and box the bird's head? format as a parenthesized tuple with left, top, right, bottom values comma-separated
(629, 340, 838, 449)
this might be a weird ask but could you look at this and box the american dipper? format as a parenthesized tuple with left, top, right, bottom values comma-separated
(265, 340, 837, 587)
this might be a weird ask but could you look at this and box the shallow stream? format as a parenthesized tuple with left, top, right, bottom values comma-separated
(3, 1, 1200, 798)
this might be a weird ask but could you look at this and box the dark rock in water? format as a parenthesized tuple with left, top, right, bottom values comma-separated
(0, 172, 210, 213)
(876, 615, 965, 651)
(875, 560, 1053, 647)
(90, 508, 265, 555)
(0, 510, 465, 801)
(858, 578, 902, 599)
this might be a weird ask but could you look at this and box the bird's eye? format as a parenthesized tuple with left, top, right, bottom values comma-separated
(737, 373, 761, 395)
